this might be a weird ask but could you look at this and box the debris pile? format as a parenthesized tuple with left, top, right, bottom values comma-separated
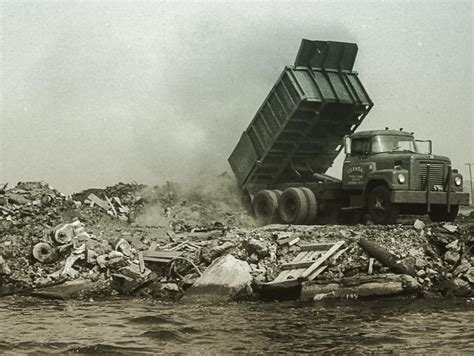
(0, 180, 472, 301)
(0, 218, 152, 298)
(72, 182, 147, 222)
(0, 181, 68, 230)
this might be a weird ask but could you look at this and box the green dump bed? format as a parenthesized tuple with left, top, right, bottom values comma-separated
(228, 40, 373, 190)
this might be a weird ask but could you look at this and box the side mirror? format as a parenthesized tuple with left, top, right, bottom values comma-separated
(416, 139, 432, 154)
(344, 136, 352, 155)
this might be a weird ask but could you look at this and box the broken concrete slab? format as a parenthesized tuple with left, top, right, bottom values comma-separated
(87, 193, 110, 211)
(181, 254, 253, 303)
(413, 219, 425, 230)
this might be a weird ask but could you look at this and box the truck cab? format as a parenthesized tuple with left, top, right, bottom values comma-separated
(342, 129, 469, 224)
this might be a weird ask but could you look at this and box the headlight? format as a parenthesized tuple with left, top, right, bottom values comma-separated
(454, 176, 462, 186)
(397, 173, 406, 184)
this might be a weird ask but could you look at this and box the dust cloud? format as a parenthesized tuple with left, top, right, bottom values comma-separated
(133, 173, 253, 228)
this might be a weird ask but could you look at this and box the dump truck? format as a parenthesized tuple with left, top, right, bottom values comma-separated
(228, 39, 469, 225)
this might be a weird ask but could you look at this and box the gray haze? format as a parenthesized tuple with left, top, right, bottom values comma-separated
(1, 1, 472, 193)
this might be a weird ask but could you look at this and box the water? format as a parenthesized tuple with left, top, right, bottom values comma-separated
(1, 297, 473, 354)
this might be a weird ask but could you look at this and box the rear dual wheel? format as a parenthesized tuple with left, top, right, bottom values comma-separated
(252, 190, 280, 225)
(278, 187, 318, 225)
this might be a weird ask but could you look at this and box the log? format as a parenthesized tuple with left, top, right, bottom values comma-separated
(29, 279, 109, 300)
(358, 238, 416, 276)
(300, 273, 420, 301)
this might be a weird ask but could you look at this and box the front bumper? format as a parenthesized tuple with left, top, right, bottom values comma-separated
(391, 190, 470, 205)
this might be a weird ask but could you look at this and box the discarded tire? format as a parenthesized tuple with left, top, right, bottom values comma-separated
(252, 190, 279, 225)
(278, 188, 308, 224)
(300, 187, 318, 224)
(32, 242, 57, 263)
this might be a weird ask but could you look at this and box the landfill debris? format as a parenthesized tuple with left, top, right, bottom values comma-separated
(32, 242, 57, 263)
(414, 219, 425, 230)
(358, 238, 416, 276)
(442, 223, 458, 233)
(0, 256, 11, 275)
(0, 179, 473, 301)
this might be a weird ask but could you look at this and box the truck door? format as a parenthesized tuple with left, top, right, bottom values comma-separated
(342, 137, 372, 190)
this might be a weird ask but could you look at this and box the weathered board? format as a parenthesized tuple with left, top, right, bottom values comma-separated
(266, 240, 346, 286)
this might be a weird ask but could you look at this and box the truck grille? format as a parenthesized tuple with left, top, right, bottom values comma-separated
(418, 161, 445, 190)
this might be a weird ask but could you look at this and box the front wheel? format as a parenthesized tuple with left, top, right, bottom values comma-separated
(429, 205, 459, 222)
(367, 185, 399, 225)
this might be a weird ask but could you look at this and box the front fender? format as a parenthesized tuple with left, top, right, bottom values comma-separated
(363, 169, 409, 200)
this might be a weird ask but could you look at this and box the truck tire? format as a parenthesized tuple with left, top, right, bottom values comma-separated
(300, 187, 318, 224)
(278, 188, 308, 224)
(367, 185, 399, 225)
(252, 190, 279, 225)
(429, 205, 459, 222)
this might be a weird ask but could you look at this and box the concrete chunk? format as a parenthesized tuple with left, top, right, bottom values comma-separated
(182, 254, 253, 303)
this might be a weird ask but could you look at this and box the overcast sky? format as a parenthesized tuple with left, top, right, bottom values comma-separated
(1, 1, 472, 193)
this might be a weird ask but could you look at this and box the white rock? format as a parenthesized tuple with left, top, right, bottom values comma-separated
(413, 219, 425, 230)
(182, 254, 253, 302)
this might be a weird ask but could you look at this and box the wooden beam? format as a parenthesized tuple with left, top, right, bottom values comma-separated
(281, 261, 314, 270)
(143, 250, 183, 259)
(300, 243, 336, 251)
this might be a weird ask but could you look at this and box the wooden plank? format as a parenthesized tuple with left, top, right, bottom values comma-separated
(305, 250, 322, 261)
(281, 261, 314, 270)
(104, 195, 117, 217)
(87, 193, 110, 211)
(143, 250, 183, 259)
(306, 265, 328, 281)
(288, 237, 300, 246)
(300, 243, 335, 251)
(142, 257, 174, 263)
(272, 270, 293, 283)
(300, 241, 345, 280)
(138, 251, 145, 273)
(368, 257, 375, 275)
(277, 236, 300, 246)
(288, 268, 306, 280)
(293, 251, 309, 262)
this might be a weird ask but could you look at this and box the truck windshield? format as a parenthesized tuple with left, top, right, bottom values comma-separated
(371, 135, 419, 153)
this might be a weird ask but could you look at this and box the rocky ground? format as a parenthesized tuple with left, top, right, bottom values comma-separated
(0, 178, 473, 301)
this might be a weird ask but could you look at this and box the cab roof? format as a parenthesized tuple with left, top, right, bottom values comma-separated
(351, 129, 414, 138)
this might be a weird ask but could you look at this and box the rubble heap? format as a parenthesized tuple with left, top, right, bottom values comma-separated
(0, 180, 472, 300)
